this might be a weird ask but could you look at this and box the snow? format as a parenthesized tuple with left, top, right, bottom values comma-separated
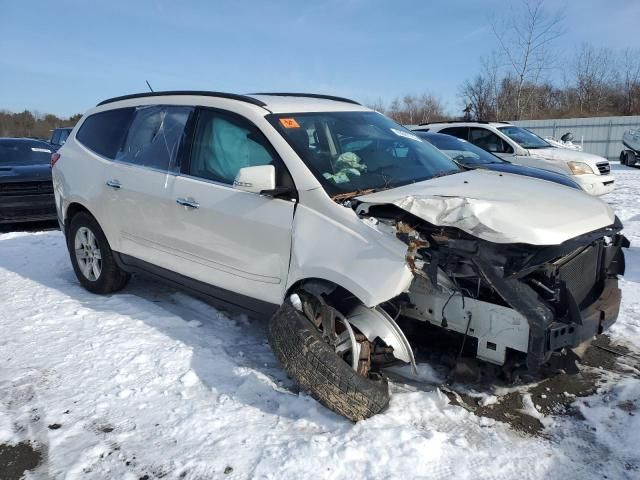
(0, 164, 639, 479)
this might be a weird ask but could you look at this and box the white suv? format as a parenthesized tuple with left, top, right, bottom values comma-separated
(414, 122, 615, 196)
(53, 92, 627, 421)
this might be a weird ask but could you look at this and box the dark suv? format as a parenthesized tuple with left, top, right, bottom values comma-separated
(0, 138, 56, 224)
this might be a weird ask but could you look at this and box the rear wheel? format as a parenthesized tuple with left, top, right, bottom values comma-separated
(620, 151, 627, 165)
(68, 212, 130, 294)
(268, 293, 390, 421)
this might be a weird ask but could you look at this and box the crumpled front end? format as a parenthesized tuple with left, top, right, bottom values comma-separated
(353, 199, 628, 371)
(465, 221, 627, 369)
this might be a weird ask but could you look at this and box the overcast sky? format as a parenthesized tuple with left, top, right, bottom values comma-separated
(1, 0, 639, 117)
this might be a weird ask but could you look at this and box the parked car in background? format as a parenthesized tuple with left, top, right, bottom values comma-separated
(49, 127, 73, 150)
(621, 128, 640, 166)
(414, 131, 581, 190)
(0, 138, 56, 223)
(53, 91, 627, 421)
(413, 122, 614, 196)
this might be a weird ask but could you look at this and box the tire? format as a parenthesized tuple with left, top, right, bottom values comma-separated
(67, 211, 130, 294)
(268, 302, 390, 421)
(626, 150, 637, 167)
(620, 151, 627, 166)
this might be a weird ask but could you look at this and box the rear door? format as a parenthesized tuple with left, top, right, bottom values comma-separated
(102, 105, 194, 262)
(166, 107, 296, 306)
(438, 126, 469, 141)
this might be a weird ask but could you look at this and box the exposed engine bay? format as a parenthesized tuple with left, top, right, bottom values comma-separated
(345, 199, 628, 374)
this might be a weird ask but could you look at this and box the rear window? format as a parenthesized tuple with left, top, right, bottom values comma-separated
(76, 108, 135, 158)
(0, 141, 52, 165)
(116, 105, 193, 172)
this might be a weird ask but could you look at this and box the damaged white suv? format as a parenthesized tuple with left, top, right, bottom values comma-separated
(53, 92, 628, 421)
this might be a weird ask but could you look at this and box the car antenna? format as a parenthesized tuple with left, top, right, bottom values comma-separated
(145, 80, 154, 92)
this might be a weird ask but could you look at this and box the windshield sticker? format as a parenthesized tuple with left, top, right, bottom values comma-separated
(31, 147, 52, 153)
(279, 118, 300, 129)
(390, 128, 422, 142)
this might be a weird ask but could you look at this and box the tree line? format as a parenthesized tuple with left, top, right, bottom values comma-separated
(373, 0, 640, 124)
(2, 2, 638, 134)
(0, 110, 81, 140)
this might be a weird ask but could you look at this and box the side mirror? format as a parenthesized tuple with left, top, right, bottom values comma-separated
(233, 165, 276, 194)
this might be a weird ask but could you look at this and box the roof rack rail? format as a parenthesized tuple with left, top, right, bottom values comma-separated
(96, 91, 268, 107)
(418, 119, 495, 126)
(251, 92, 361, 106)
(417, 119, 512, 126)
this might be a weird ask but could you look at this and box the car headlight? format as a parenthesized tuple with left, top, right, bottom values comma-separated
(567, 161, 595, 175)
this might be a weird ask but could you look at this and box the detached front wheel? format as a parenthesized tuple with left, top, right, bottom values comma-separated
(268, 295, 390, 421)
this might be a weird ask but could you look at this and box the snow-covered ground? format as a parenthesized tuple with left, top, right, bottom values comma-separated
(1, 165, 639, 480)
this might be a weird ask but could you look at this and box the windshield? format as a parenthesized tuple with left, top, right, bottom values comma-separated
(415, 132, 506, 166)
(0, 141, 52, 165)
(269, 111, 460, 196)
(497, 126, 549, 149)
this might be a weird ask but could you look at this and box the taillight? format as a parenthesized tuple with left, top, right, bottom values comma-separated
(50, 153, 61, 168)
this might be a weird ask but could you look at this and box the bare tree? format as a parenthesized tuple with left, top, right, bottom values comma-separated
(384, 93, 448, 125)
(490, 0, 565, 119)
(458, 51, 502, 121)
(572, 43, 615, 114)
(617, 48, 640, 115)
(459, 74, 495, 121)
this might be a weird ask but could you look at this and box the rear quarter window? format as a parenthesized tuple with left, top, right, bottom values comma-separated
(76, 108, 135, 159)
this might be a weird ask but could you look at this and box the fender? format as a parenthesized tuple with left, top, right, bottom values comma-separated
(285, 193, 414, 308)
(347, 304, 417, 373)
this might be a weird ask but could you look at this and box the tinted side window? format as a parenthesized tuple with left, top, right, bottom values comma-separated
(116, 106, 193, 171)
(188, 110, 275, 184)
(439, 127, 469, 140)
(76, 108, 135, 159)
(469, 128, 513, 154)
(51, 130, 61, 145)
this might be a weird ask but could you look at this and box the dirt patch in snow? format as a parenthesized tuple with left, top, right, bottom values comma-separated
(0, 442, 42, 480)
(442, 334, 640, 435)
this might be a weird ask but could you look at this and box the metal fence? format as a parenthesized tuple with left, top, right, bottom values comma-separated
(512, 115, 640, 161)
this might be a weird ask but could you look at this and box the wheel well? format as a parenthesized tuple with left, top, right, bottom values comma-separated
(286, 278, 363, 311)
(64, 203, 92, 235)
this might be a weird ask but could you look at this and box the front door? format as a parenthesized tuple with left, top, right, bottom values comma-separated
(163, 108, 296, 306)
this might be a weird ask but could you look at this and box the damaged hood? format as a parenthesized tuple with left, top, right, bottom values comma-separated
(356, 170, 615, 245)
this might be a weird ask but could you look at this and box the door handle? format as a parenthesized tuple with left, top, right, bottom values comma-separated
(176, 198, 200, 209)
(106, 180, 121, 189)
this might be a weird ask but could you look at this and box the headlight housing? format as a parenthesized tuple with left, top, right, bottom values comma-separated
(568, 161, 595, 175)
